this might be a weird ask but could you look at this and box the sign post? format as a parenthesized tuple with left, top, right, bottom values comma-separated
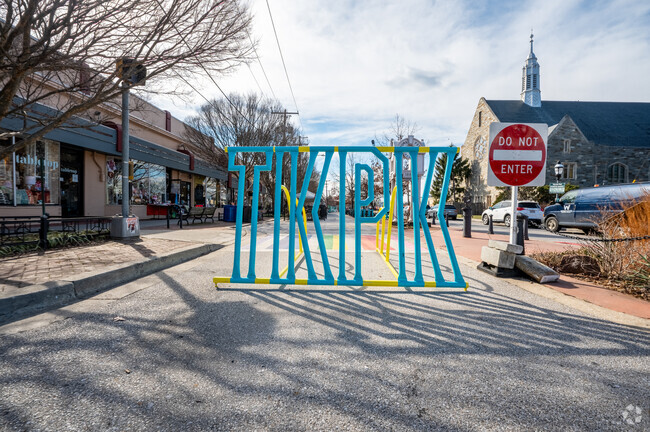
(487, 123, 548, 244)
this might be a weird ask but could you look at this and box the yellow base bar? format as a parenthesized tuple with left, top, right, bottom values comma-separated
(214, 277, 438, 288)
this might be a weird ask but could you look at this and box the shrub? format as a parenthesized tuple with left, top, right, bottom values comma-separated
(534, 192, 649, 300)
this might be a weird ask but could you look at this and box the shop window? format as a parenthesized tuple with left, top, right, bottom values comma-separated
(106, 157, 122, 205)
(563, 139, 571, 153)
(11, 140, 60, 205)
(170, 179, 191, 206)
(131, 161, 166, 205)
(0, 142, 13, 205)
(204, 178, 217, 207)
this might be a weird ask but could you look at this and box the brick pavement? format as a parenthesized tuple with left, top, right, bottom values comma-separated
(0, 237, 198, 296)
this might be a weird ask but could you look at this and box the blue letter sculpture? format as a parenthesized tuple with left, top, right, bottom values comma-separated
(214, 145, 467, 289)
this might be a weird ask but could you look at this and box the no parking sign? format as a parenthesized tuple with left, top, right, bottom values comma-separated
(487, 123, 548, 187)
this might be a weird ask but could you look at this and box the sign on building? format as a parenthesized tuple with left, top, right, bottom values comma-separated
(487, 123, 548, 187)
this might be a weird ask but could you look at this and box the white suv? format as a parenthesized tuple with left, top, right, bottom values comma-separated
(481, 200, 543, 227)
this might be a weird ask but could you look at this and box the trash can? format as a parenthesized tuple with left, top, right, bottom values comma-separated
(242, 206, 251, 223)
(223, 205, 236, 222)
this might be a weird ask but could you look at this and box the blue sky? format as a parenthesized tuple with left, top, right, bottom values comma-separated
(152, 0, 650, 152)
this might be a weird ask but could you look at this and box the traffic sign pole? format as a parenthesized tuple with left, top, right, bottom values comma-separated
(509, 186, 517, 244)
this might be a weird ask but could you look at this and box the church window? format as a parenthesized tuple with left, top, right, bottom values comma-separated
(607, 163, 628, 184)
(526, 75, 531, 89)
(533, 74, 537, 88)
(563, 139, 571, 153)
(562, 162, 577, 180)
(522, 76, 525, 92)
(478, 111, 482, 127)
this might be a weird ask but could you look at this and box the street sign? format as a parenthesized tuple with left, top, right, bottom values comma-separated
(549, 182, 565, 194)
(487, 123, 548, 187)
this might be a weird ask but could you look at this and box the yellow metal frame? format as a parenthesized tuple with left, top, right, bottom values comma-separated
(278, 185, 308, 277)
(375, 186, 401, 280)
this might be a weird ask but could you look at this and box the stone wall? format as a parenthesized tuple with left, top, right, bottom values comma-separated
(461, 98, 499, 212)
(548, 115, 650, 186)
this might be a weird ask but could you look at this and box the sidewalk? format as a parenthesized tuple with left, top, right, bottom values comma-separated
(0, 219, 238, 324)
(0, 217, 647, 325)
(430, 223, 650, 320)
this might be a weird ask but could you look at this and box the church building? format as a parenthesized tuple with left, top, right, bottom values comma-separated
(461, 34, 650, 212)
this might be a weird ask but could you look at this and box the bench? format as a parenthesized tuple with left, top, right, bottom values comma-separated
(178, 206, 219, 225)
(202, 207, 216, 223)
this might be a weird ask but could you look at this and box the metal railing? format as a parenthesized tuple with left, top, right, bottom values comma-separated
(0, 215, 112, 250)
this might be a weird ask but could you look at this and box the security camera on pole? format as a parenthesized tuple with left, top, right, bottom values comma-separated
(487, 123, 548, 245)
(111, 58, 146, 238)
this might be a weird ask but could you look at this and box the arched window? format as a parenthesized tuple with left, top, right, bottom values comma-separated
(607, 163, 628, 184)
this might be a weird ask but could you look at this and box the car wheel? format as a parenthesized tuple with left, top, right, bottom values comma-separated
(504, 214, 511, 227)
(545, 216, 560, 232)
(482, 214, 489, 225)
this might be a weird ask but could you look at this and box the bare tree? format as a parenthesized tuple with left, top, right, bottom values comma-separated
(1, 0, 254, 156)
(373, 113, 421, 146)
(373, 113, 422, 220)
(184, 93, 319, 209)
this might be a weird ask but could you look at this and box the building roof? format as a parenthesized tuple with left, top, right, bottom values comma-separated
(485, 100, 650, 148)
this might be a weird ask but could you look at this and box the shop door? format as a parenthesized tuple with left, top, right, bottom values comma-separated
(60, 146, 84, 217)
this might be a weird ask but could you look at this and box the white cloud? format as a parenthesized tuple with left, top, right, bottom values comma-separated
(152, 0, 650, 149)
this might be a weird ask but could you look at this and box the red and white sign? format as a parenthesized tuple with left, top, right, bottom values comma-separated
(487, 123, 548, 187)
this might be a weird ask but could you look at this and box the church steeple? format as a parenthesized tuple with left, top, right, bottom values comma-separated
(521, 32, 541, 107)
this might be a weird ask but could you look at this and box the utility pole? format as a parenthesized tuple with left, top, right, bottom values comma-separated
(271, 109, 299, 146)
(111, 58, 146, 238)
(271, 109, 298, 218)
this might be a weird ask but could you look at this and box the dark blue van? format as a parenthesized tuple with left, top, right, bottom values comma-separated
(543, 183, 650, 232)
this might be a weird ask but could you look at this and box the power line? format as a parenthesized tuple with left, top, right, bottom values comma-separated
(151, 0, 257, 129)
(234, 0, 278, 101)
(246, 62, 266, 98)
(265, 0, 300, 115)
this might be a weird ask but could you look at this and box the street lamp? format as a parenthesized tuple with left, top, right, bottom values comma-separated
(554, 161, 564, 202)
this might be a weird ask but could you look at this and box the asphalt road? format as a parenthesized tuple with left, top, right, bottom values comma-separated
(265, 211, 589, 245)
(1, 220, 648, 431)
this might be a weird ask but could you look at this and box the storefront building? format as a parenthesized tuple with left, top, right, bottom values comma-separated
(0, 99, 227, 219)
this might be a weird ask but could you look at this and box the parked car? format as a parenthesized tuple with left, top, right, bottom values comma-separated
(481, 200, 543, 227)
(543, 183, 650, 232)
(427, 204, 458, 220)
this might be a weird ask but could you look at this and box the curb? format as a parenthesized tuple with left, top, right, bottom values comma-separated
(0, 243, 221, 325)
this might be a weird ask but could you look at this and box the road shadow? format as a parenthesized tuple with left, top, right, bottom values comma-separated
(1, 265, 648, 431)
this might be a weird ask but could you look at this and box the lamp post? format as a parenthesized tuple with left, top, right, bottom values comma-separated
(554, 161, 564, 202)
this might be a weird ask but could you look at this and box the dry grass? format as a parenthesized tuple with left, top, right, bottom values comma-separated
(534, 192, 650, 300)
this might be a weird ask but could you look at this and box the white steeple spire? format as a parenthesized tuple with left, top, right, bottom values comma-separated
(521, 31, 541, 107)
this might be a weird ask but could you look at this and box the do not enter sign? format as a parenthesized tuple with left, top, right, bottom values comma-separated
(487, 123, 548, 187)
